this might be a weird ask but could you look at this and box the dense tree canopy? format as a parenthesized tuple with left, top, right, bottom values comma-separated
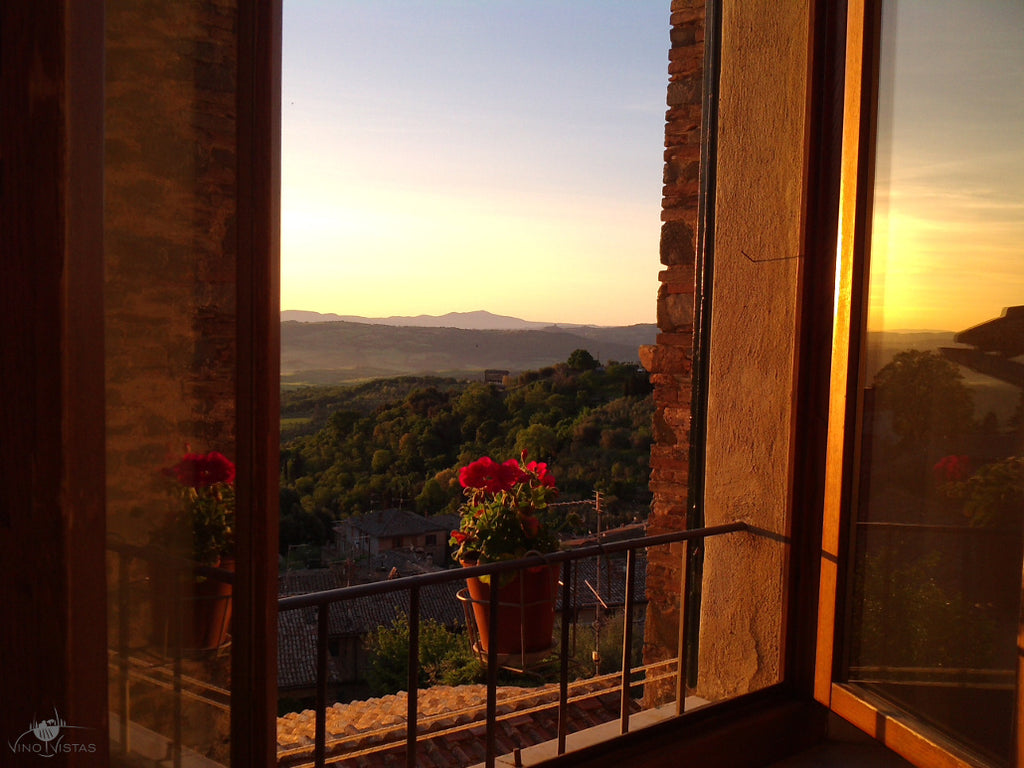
(279, 357, 654, 554)
(873, 349, 974, 448)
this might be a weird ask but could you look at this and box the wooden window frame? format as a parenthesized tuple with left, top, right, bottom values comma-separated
(1, 2, 281, 766)
(235, 0, 283, 765)
(813, 1, 1021, 766)
(1, 1, 109, 760)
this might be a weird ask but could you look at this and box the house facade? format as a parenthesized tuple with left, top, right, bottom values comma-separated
(334, 509, 454, 566)
(2, 1, 1020, 767)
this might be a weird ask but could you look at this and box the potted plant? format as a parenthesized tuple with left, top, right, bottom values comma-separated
(450, 453, 560, 655)
(936, 454, 1024, 617)
(152, 450, 236, 651)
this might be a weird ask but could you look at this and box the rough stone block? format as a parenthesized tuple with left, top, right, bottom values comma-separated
(660, 220, 696, 265)
(667, 78, 701, 108)
(658, 291, 696, 331)
(661, 192, 700, 214)
(670, 25, 696, 46)
(651, 409, 677, 446)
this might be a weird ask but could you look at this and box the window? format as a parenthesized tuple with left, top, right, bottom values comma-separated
(18, 1, 976, 766)
(819, 1, 1024, 765)
(2, 2, 278, 765)
(103, 1, 280, 765)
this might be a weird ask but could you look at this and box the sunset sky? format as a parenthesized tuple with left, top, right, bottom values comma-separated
(281, 1, 670, 326)
(867, 0, 1024, 334)
(282, 2, 1023, 333)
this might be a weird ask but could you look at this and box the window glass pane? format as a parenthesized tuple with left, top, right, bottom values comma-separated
(846, 1, 1024, 763)
(105, 1, 238, 764)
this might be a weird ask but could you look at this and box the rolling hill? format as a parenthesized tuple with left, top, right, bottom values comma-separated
(281, 309, 563, 330)
(280, 314, 657, 384)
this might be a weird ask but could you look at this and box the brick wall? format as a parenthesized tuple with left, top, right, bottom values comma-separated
(639, 0, 705, 691)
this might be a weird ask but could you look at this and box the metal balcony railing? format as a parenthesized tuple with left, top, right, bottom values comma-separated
(107, 540, 234, 767)
(277, 521, 748, 768)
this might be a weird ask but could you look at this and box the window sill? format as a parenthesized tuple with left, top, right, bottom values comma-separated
(479, 696, 713, 768)
(533, 687, 828, 768)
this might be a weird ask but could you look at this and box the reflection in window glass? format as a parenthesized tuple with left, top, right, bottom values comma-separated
(105, 1, 238, 764)
(846, 1, 1024, 764)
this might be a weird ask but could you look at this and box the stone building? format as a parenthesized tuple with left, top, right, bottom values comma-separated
(334, 509, 455, 567)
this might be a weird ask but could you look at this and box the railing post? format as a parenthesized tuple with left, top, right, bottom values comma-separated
(118, 551, 130, 754)
(676, 540, 690, 715)
(619, 548, 636, 733)
(406, 586, 420, 768)
(173, 565, 183, 768)
(558, 563, 572, 754)
(486, 577, 500, 768)
(315, 604, 329, 768)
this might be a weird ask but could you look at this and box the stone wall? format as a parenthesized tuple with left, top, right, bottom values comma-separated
(640, 0, 705, 691)
(697, 0, 811, 701)
(642, 0, 816, 703)
(105, 0, 238, 544)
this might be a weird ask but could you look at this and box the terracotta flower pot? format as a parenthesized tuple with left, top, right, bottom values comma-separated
(462, 561, 558, 654)
(150, 556, 233, 652)
(190, 557, 233, 651)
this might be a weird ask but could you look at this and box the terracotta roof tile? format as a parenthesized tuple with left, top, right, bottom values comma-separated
(277, 679, 641, 768)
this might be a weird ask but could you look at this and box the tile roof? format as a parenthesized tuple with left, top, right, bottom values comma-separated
(559, 552, 648, 610)
(279, 568, 465, 633)
(322, 581, 465, 637)
(955, 304, 1024, 355)
(280, 568, 343, 597)
(276, 679, 641, 768)
(277, 609, 321, 691)
(366, 548, 445, 577)
(277, 551, 650, 693)
(278, 568, 466, 691)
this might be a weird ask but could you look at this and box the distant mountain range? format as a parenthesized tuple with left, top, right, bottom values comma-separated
(281, 309, 618, 331)
(280, 311, 658, 385)
(280, 313, 1016, 396)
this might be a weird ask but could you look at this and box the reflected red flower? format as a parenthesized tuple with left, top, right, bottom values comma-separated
(170, 451, 236, 488)
(934, 454, 970, 483)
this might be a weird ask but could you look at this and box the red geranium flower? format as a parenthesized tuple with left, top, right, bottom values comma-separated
(525, 460, 556, 488)
(459, 456, 522, 493)
(451, 453, 560, 564)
